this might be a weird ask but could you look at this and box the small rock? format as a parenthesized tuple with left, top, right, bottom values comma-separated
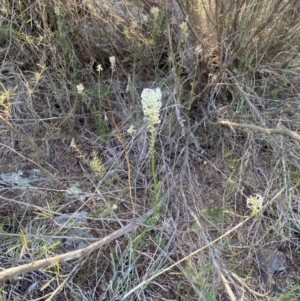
(54, 211, 95, 250)
(257, 249, 287, 289)
(0, 169, 42, 187)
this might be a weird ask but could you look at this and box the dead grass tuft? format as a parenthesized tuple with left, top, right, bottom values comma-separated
(1, 0, 300, 300)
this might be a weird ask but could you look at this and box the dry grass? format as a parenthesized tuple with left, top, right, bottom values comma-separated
(1, 0, 300, 300)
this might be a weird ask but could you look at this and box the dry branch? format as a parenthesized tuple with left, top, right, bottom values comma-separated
(218, 119, 300, 143)
(0, 210, 153, 281)
(188, 207, 237, 301)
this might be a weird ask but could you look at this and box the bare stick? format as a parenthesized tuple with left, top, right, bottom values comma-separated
(123, 214, 253, 300)
(122, 188, 284, 300)
(0, 210, 153, 281)
(188, 208, 237, 301)
(230, 272, 269, 298)
(226, 69, 265, 125)
(218, 120, 300, 143)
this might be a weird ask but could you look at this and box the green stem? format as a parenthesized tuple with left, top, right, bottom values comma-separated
(150, 122, 159, 213)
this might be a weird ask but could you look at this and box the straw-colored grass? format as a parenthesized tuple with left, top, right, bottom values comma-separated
(1, 0, 300, 300)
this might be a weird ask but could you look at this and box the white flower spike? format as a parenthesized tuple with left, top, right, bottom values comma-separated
(109, 56, 116, 72)
(76, 83, 84, 94)
(141, 88, 162, 126)
(150, 7, 159, 21)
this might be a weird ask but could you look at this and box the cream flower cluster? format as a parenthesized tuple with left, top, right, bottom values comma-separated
(150, 7, 159, 20)
(109, 56, 116, 72)
(247, 193, 263, 215)
(141, 88, 162, 126)
(76, 83, 84, 94)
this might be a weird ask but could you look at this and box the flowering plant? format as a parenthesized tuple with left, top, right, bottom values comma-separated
(76, 83, 84, 94)
(141, 88, 162, 127)
(247, 193, 264, 216)
(140, 87, 162, 212)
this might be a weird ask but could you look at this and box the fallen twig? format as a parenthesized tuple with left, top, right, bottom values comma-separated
(0, 210, 153, 281)
(218, 119, 300, 143)
(188, 207, 238, 301)
(122, 188, 284, 300)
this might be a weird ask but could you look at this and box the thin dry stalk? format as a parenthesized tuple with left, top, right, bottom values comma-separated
(105, 95, 135, 218)
(44, 259, 83, 301)
(0, 143, 66, 189)
(122, 188, 284, 300)
(226, 70, 265, 125)
(0, 115, 44, 157)
(164, 0, 201, 152)
(188, 207, 238, 301)
(123, 216, 254, 300)
(193, 0, 284, 98)
(230, 272, 269, 299)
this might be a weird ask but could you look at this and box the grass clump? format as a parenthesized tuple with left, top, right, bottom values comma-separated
(1, 0, 300, 300)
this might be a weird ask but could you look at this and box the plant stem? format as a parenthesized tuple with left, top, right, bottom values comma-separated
(150, 122, 159, 214)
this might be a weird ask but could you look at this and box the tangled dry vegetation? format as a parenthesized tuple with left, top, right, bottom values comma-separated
(1, 0, 300, 300)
